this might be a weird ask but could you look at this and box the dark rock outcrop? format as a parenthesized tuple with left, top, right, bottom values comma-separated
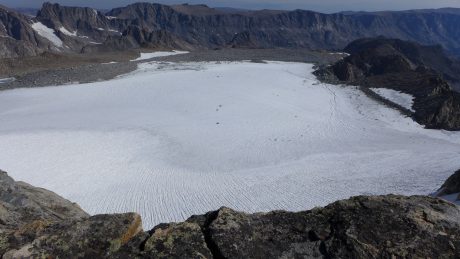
(1, 170, 459, 258)
(0, 170, 89, 255)
(437, 170, 460, 202)
(317, 37, 460, 130)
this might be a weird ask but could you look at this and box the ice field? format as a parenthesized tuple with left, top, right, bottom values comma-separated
(0, 60, 459, 228)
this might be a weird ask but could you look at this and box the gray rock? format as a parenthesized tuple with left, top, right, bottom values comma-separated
(195, 196, 460, 258)
(143, 222, 212, 258)
(0, 170, 88, 255)
(0, 5, 53, 58)
(1, 169, 459, 258)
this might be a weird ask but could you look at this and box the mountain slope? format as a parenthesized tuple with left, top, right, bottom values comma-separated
(107, 3, 460, 55)
(0, 5, 56, 58)
(316, 37, 460, 130)
(2, 3, 460, 58)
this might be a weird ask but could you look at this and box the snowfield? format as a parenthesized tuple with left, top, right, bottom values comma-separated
(31, 22, 63, 47)
(59, 26, 77, 37)
(0, 61, 459, 228)
(370, 88, 415, 112)
(130, 51, 189, 61)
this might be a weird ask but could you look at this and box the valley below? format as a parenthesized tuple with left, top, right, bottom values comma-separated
(0, 54, 459, 228)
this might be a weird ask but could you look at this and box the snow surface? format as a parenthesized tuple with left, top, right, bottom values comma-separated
(59, 27, 77, 37)
(108, 29, 122, 34)
(0, 61, 459, 228)
(370, 88, 415, 112)
(0, 77, 15, 84)
(31, 22, 63, 47)
(0, 35, 13, 40)
(131, 51, 189, 61)
(329, 52, 350, 56)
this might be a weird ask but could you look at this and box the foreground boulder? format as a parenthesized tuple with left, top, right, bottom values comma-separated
(0, 170, 89, 255)
(4, 213, 143, 258)
(1, 170, 459, 258)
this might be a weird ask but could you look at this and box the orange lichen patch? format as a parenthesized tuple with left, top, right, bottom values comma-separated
(120, 214, 143, 245)
(14, 220, 51, 238)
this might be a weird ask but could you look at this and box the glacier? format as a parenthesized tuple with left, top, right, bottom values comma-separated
(0, 61, 459, 228)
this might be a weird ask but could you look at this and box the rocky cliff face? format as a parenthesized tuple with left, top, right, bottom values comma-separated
(1, 170, 459, 258)
(316, 37, 460, 130)
(0, 5, 54, 58)
(36, 3, 113, 37)
(106, 3, 460, 55)
(2, 2, 460, 59)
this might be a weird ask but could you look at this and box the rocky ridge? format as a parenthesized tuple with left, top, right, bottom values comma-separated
(1, 169, 459, 258)
(0, 5, 54, 58)
(315, 37, 460, 130)
(3, 3, 460, 58)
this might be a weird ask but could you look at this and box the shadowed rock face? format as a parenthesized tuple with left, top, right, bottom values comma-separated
(1, 170, 459, 258)
(437, 170, 460, 202)
(316, 37, 460, 130)
(3, 2, 460, 58)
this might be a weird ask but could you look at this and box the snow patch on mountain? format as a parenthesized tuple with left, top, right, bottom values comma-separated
(59, 26, 77, 36)
(370, 88, 415, 112)
(31, 22, 63, 47)
(130, 51, 189, 61)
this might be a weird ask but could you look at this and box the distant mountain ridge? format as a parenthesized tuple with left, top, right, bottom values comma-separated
(1, 2, 460, 58)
